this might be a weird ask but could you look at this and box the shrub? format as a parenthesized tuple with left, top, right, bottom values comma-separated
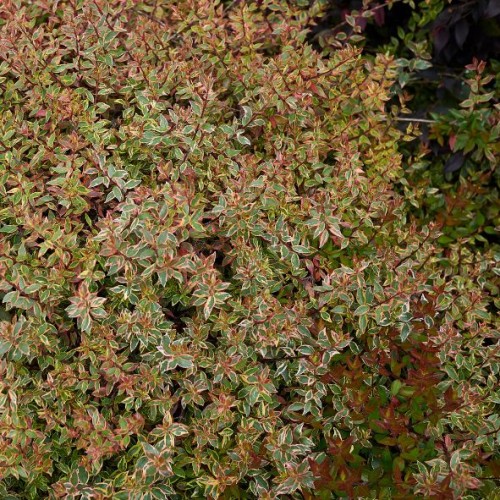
(0, 1, 498, 498)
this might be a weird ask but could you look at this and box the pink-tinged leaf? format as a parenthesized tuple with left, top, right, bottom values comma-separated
(319, 230, 329, 248)
(204, 295, 216, 319)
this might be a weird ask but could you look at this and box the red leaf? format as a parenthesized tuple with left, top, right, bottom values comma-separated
(373, 7, 385, 27)
(454, 19, 469, 49)
(432, 26, 450, 54)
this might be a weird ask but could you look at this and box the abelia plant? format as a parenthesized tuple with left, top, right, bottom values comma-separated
(0, 1, 498, 498)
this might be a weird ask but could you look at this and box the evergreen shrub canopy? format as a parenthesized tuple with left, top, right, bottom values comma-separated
(0, 1, 498, 498)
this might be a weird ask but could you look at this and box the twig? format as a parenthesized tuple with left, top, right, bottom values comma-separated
(395, 117, 436, 124)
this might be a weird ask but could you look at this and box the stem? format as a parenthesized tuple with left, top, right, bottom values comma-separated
(395, 117, 436, 124)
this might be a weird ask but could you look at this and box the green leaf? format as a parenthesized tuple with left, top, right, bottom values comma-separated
(354, 305, 370, 316)
(236, 134, 251, 146)
(241, 106, 253, 126)
(391, 380, 402, 396)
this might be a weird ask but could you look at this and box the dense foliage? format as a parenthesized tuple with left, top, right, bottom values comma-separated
(311, 0, 500, 249)
(0, 1, 498, 498)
